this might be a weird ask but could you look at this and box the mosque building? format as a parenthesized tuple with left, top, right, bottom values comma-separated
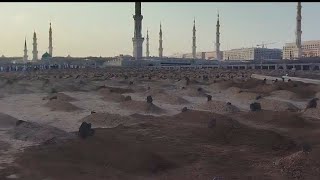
(24, 22, 53, 61)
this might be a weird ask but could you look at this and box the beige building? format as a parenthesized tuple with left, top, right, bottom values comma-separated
(203, 51, 223, 60)
(183, 52, 205, 59)
(283, 40, 320, 60)
(223, 47, 282, 61)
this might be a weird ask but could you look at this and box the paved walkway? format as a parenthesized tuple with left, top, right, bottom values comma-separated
(251, 73, 320, 85)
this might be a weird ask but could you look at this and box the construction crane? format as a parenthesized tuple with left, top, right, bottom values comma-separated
(256, 42, 277, 48)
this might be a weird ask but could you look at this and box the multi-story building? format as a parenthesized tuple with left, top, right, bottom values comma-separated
(204, 51, 223, 60)
(223, 47, 282, 61)
(283, 40, 320, 60)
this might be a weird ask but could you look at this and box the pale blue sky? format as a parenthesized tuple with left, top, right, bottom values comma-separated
(1, 2, 320, 57)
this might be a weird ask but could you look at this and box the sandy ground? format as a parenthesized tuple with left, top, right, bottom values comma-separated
(0, 68, 320, 179)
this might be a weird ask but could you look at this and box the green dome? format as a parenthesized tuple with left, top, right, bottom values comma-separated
(42, 52, 52, 59)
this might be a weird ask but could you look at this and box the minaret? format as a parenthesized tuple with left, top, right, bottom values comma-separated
(23, 38, 28, 61)
(159, 23, 163, 58)
(32, 31, 38, 61)
(132, 2, 144, 60)
(49, 22, 53, 56)
(192, 18, 196, 59)
(295, 2, 302, 59)
(146, 29, 150, 57)
(216, 12, 221, 61)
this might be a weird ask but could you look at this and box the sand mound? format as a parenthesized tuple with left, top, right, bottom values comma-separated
(7, 121, 74, 144)
(196, 100, 240, 114)
(208, 80, 234, 91)
(13, 126, 192, 178)
(44, 99, 81, 112)
(159, 83, 176, 90)
(208, 78, 259, 90)
(234, 91, 259, 100)
(178, 87, 209, 97)
(98, 86, 134, 94)
(229, 91, 260, 104)
(274, 82, 318, 99)
(0, 113, 19, 130)
(238, 110, 310, 128)
(131, 86, 148, 93)
(171, 110, 296, 151)
(257, 98, 300, 112)
(250, 84, 278, 95)
(303, 107, 320, 119)
(276, 151, 320, 180)
(143, 91, 189, 105)
(99, 90, 126, 102)
(315, 92, 320, 99)
(0, 140, 10, 151)
(119, 101, 165, 114)
(189, 79, 205, 85)
(232, 78, 265, 89)
(270, 90, 299, 100)
(145, 88, 166, 95)
(43, 92, 77, 102)
(116, 79, 131, 84)
(80, 113, 137, 128)
(174, 79, 189, 88)
(225, 87, 242, 95)
(155, 93, 189, 105)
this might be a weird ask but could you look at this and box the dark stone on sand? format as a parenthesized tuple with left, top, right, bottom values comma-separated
(49, 95, 57, 100)
(125, 96, 132, 101)
(301, 142, 312, 153)
(202, 76, 209, 81)
(256, 95, 262, 100)
(50, 88, 58, 94)
(91, 111, 96, 114)
(207, 95, 212, 101)
(306, 98, 318, 109)
(263, 78, 267, 84)
(197, 87, 203, 92)
(227, 102, 232, 105)
(181, 107, 188, 112)
(79, 122, 95, 139)
(147, 96, 153, 104)
(185, 77, 190, 86)
(16, 120, 26, 126)
(250, 102, 261, 111)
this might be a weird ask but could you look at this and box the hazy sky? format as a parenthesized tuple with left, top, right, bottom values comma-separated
(1, 2, 320, 57)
